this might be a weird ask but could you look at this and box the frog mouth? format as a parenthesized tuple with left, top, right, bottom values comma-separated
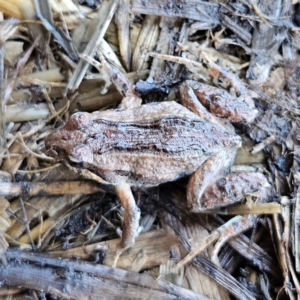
(45, 145, 70, 163)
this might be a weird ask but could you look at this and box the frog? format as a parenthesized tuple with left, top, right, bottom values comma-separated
(45, 78, 269, 265)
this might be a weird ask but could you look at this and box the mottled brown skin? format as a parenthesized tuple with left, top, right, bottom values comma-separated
(45, 81, 266, 262)
(200, 172, 269, 209)
(45, 101, 241, 187)
(184, 80, 257, 123)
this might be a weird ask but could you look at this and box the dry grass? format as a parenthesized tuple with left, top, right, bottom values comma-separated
(0, 0, 298, 299)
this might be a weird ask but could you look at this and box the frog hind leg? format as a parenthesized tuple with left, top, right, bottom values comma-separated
(199, 172, 270, 211)
(180, 80, 234, 132)
(204, 173, 269, 266)
(175, 174, 268, 270)
(183, 150, 269, 268)
(187, 147, 269, 212)
(112, 183, 141, 267)
(180, 80, 257, 124)
(187, 147, 237, 212)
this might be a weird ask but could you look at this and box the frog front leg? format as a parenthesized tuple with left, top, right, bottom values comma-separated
(114, 183, 141, 249)
(113, 183, 141, 266)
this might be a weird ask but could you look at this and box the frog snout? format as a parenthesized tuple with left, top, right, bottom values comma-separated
(45, 131, 70, 158)
(45, 131, 62, 150)
(44, 132, 56, 150)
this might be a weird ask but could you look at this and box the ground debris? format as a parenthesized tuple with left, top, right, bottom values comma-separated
(0, 0, 299, 299)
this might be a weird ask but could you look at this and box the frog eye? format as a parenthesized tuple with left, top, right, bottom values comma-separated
(65, 112, 91, 130)
(69, 144, 93, 163)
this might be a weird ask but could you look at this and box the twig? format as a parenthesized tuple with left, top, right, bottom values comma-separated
(0, 180, 104, 197)
(19, 197, 35, 250)
(66, 0, 118, 91)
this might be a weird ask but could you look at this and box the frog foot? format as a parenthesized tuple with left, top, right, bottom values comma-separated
(173, 214, 258, 271)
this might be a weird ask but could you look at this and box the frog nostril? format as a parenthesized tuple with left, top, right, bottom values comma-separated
(66, 112, 91, 130)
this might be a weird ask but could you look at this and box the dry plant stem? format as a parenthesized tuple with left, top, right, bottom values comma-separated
(8, 89, 31, 104)
(42, 88, 57, 116)
(193, 256, 256, 300)
(7, 192, 83, 240)
(1, 130, 53, 169)
(0, 197, 11, 232)
(52, 230, 179, 270)
(185, 266, 230, 300)
(76, 91, 123, 111)
(149, 17, 180, 79)
(72, 19, 124, 72)
(0, 181, 103, 197)
(248, 84, 300, 115)
(132, 15, 160, 71)
(19, 198, 35, 250)
(174, 231, 220, 270)
(149, 52, 250, 98)
(13, 132, 53, 162)
(156, 279, 211, 300)
(247, 0, 284, 85)
(1, 141, 24, 174)
(116, 0, 131, 71)
(0, 2, 22, 19)
(66, 0, 118, 91)
(0, 261, 175, 300)
(0, 20, 19, 165)
(206, 203, 281, 215)
(3, 249, 204, 300)
(0, 28, 5, 167)
(0, 231, 8, 265)
(104, 18, 141, 50)
(3, 36, 40, 105)
(15, 164, 59, 174)
(295, 187, 300, 272)
(175, 214, 257, 270)
(18, 194, 83, 244)
(19, 77, 66, 88)
(98, 40, 126, 72)
(5, 103, 50, 122)
(4, 41, 24, 65)
(82, 53, 134, 99)
(48, 0, 80, 25)
(214, 221, 276, 275)
(18, 0, 46, 46)
(129, 250, 148, 272)
(272, 212, 292, 295)
(235, 136, 265, 165)
(220, 15, 252, 45)
(251, 135, 276, 154)
(19, 217, 62, 244)
(131, 0, 220, 22)
(16, 68, 64, 86)
(280, 197, 300, 295)
(34, 0, 78, 60)
(0, 287, 23, 296)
